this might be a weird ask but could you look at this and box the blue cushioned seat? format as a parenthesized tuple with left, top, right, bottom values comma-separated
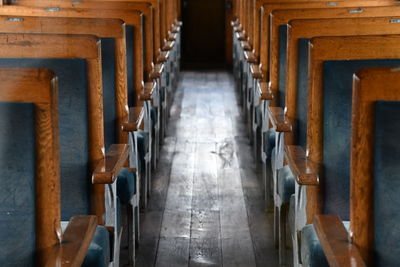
(151, 107, 158, 127)
(277, 166, 295, 204)
(300, 225, 329, 267)
(137, 131, 149, 173)
(117, 168, 137, 205)
(271, 147, 276, 171)
(83, 226, 110, 267)
(256, 104, 263, 126)
(264, 129, 276, 160)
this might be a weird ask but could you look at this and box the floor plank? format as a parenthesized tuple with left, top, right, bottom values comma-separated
(136, 71, 279, 267)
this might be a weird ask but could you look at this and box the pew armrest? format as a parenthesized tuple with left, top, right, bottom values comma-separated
(241, 41, 251, 51)
(284, 145, 319, 185)
(236, 31, 246, 40)
(139, 82, 156, 101)
(157, 51, 170, 63)
(250, 64, 263, 79)
(93, 144, 130, 184)
(45, 216, 98, 267)
(150, 64, 164, 79)
(244, 51, 257, 64)
(167, 32, 177, 41)
(268, 107, 292, 132)
(259, 82, 273, 100)
(314, 215, 366, 267)
(234, 25, 243, 33)
(122, 106, 145, 132)
(162, 40, 175, 51)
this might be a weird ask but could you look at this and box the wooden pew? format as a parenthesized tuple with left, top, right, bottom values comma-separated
(315, 66, 400, 267)
(0, 15, 146, 264)
(0, 68, 97, 266)
(234, 1, 398, 168)
(5, 1, 162, 202)
(0, 32, 129, 266)
(285, 34, 400, 267)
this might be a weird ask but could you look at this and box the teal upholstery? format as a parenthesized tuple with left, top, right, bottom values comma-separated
(255, 104, 263, 126)
(82, 226, 110, 267)
(117, 168, 137, 204)
(322, 60, 400, 219)
(137, 130, 149, 174)
(126, 25, 135, 107)
(117, 198, 121, 233)
(300, 225, 328, 267)
(264, 129, 276, 160)
(278, 25, 288, 106)
(0, 103, 36, 266)
(271, 147, 276, 170)
(277, 166, 295, 204)
(101, 38, 116, 150)
(0, 59, 90, 221)
(151, 107, 158, 127)
(373, 102, 400, 266)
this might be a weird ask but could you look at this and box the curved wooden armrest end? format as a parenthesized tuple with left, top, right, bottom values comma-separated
(122, 106, 144, 132)
(162, 40, 175, 51)
(259, 82, 274, 100)
(175, 20, 183, 27)
(150, 64, 164, 79)
(157, 51, 170, 63)
(284, 145, 319, 185)
(268, 107, 292, 132)
(139, 82, 156, 101)
(244, 51, 257, 64)
(241, 41, 252, 51)
(45, 216, 98, 267)
(314, 215, 366, 267)
(250, 64, 263, 79)
(92, 144, 129, 184)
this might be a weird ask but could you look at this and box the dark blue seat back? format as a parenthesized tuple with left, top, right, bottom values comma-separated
(322, 59, 400, 220)
(278, 24, 288, 107)
(295, 38, 309, 150)
(0, 59, 90, 221)
(101, 38, 116, 149)
(126, 25, 135, 107)
(0, 103, 36, 266)
(373, 101, 400, 266)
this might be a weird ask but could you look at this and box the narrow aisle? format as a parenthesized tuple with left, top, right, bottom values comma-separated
(137, 71, 278, 267)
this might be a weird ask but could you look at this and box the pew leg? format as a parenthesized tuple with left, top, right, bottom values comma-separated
(274, 205, 279, 249)
(127, 204, 136, 266)
(279, 203, 289, 266)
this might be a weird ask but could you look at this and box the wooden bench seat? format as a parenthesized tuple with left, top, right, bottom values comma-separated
(284, 35, 400, 267)
(0, 68, 98, 266)
(315, 66, 400, 267)
(0, 32, 131, 265)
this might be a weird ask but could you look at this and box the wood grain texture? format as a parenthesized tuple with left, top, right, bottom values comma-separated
(122, 106, 145, 132)
(255, 0, 397, 87)
(314, 215, 365, 267)
(283, 15, 400, 147)
(0, 13, 129, 152)
(284, 145, 319, 185)
(350, 67, 400, 264)
(250, 63, 263, 79)
(0, 5, 145, 107)
(44, 216, 98, 267)
(139, 81, 157, 101)
(93, 144, 130, 184)
(268, 107, 292, 132)
(259, 81, 273, 100)
(0, 68, 59, 265)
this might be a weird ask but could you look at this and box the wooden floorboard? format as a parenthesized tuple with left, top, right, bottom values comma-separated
(136, 71, 279, 267)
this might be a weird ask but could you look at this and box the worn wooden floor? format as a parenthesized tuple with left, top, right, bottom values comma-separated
(136, 71, 278, 267)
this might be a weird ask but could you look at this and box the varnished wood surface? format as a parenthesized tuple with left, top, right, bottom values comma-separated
(268, 107, 292, 132)
(92, 144, 130, 184)
(264, 2, 400, 86)
(45, 216, 98, 267)
(122, 106, 145, 132)
(259, 82, 273, 101)
(350, 67, 400, 263)
(284, 146, 319, 186)
(314, 215, 365, 267)
(135, 71, 278, 266)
